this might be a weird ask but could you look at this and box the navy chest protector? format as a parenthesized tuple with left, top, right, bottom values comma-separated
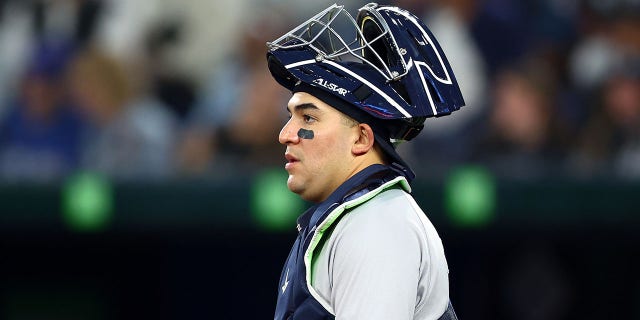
(273, 165, 459, 320)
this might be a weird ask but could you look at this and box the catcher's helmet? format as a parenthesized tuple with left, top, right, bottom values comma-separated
(267, 3, 465, 178)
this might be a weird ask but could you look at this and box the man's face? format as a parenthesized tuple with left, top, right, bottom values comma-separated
(279, 92, 359, 203)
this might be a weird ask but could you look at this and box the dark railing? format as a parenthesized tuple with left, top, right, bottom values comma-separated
(1, 175, 638, 319)
(1, 175, 638, 231)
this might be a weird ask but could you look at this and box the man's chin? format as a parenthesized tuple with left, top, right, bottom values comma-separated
(286, 177, 303, 195)
(287, 178, 318, 202)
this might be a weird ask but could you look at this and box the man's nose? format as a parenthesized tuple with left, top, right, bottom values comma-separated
(278, 120, 300, 145)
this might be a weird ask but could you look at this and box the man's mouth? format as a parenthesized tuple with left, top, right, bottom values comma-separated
(285, 153, 299, 163)
(284, 153, 299, 170)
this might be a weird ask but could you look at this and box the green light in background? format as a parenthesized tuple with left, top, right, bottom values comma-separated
(445, 166, 496, 228)
(251, 169, 304, 232)
(62, 172, 113, 232)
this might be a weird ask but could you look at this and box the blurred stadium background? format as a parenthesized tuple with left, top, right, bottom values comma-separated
(0, 0, 639, 319)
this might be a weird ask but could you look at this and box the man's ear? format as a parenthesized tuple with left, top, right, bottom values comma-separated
(352, 123, 375, 156)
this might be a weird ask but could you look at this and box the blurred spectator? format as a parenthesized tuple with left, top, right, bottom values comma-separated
(570, 2, 640, 90)
(0, 1, 34, 117)
(95, 0, 249, 85)
(68, 47, 177, 180)
(26, 0, 103, 52)
(0, 39, 84, 182)
(469, 0, 531, 75)
(571, 69, 640, 178)
(0, 0, 102, 116)
(567, 2, 640, 178)
(178, 11, 291, 175)
(49, 0, 254, 126)
(421, 0, 489, 133)
(471, 58, 570, 178)
(377, 0, 489, 178)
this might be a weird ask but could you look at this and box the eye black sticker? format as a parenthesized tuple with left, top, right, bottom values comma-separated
(297, 128, 314, 139)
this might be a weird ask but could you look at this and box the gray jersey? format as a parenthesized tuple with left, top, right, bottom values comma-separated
(311, 188, 450, 320)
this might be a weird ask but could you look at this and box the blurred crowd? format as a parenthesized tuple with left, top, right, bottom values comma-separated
(0, 0, 638, 183)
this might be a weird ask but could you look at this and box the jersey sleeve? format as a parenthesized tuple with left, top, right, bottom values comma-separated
(322, 191, 427, 320)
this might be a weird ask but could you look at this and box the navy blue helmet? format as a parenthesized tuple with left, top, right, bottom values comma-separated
(267, 3, 465, 142)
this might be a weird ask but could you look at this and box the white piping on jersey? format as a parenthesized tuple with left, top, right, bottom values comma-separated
(302, 176, 411, 315)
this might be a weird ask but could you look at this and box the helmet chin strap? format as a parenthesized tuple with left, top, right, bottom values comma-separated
(390, 162, 416, 182)
(374, 131, 416, 182)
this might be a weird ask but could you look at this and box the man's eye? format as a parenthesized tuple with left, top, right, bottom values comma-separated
(303, 115, 315, 123)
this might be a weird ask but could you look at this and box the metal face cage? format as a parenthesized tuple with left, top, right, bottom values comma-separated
(267, 3, 409, 82)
